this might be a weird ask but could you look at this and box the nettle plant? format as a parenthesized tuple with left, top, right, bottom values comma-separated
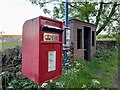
(2, 46, 37, 89)
(1, 45, 117, 89)
(45, 59, 101, 88)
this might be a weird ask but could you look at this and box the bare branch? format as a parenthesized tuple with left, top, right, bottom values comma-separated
(102, 2, 120, 6)
(117, 3, 120, 6)
(69, 3, 82, 11)
(102, 2, 113, 4)
(96, 2, 118, 35)
(95, 2, 103, 27)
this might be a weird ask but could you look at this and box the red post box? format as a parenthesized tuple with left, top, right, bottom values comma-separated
(22, 16, 63, 85)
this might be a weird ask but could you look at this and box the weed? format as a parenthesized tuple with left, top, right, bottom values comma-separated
(46, 49, 118, 88)
(2, 49, 118, 89)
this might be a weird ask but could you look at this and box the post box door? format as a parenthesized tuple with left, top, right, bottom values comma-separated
(40, 43, 62, 83)
(39, 25, 63, 84)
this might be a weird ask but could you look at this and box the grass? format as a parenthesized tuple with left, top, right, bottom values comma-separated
(0, 41, 22, 51)
(46, 49, 118, 88)
(2, 43, 118, 89)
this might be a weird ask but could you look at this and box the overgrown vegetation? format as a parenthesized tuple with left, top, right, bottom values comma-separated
(46, 49, 118, 88)
(97, 34, 117, 40)
(1, 47, 118, 89)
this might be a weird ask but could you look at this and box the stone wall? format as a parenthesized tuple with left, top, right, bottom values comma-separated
(96, 40, 118, 50)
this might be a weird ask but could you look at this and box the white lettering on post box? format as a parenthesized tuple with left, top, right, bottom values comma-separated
(48, 51, 56, 72)
(44, 33, 59, 42)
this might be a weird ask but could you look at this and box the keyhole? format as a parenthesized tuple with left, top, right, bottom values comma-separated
(52, 45, 54, 49)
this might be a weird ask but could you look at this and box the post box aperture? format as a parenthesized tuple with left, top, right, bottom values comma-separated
(22, 16, 63, 85)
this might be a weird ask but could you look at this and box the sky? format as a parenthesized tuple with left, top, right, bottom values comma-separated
(0, 0, 53, 35)
(0, 0, 118, 35)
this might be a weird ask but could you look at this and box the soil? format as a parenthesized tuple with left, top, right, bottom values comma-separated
(111, 76, 118, 88)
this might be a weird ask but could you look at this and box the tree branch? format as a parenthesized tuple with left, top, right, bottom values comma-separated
(29, 0, 54, 5)
(69, 3, 82, 11)
(95, 2, 103, 27)
(117, 3, 120, 6)
(96, 2, 117, 35)
(102, 2, 120, 6)
(102, 2, 113, 4)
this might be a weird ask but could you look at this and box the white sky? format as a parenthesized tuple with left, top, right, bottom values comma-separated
(0, 0, 116, 35)
(0, 0, 53, 35)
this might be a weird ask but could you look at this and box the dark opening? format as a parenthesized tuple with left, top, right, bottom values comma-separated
(84, 26, 91, 60)
(92, 31, 95, 46)
(77, 29, 82, 49)
(42, 27, 63, 33)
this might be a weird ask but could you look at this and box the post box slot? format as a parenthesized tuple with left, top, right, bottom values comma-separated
(42, 27, 63, 33)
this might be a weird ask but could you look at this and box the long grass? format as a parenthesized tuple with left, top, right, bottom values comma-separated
(2, 48, 118, 89)
(46, 49, 118, 88)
